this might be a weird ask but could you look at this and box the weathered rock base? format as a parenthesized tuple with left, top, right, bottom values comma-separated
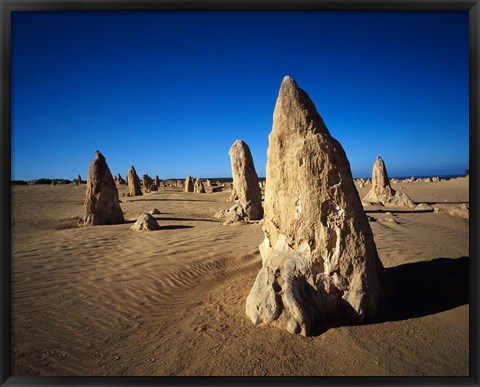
(363, 190, 415, 208)
(246, 234, 383, 336)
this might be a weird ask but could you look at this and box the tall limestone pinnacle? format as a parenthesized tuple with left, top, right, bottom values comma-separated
(228, 140, 263, 221)
(246, 76, 389, 336)
(363, 156, 415, 208)
(127, 166, 143, 197)
(79, 150, 124, 226)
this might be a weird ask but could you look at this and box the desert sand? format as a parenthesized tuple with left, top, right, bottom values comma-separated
(11, 177, 469, 376)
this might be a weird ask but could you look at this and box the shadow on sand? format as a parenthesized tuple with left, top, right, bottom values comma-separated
(123, 217, 218, 224)
(159, 225, 194, 230)
(365, 209, 433, 214)
(125, 198, 218, 203)
(381, 256, 469, 321)
(311, 256, 469, 336)
(153, 216, 218, 223)
(423, 201, 469, 205)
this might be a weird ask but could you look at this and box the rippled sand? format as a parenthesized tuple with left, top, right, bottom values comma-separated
(11, 177, 469, 376)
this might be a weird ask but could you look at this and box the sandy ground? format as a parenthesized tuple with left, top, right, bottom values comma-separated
(10, 177, 469, 376)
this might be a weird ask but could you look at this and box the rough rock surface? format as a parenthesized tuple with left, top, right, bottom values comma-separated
(185, 176, 194, 192)
(149, 184, 158, 192)
(194, 178, 206, 193)
(215, 203, 248, 225)
(415, 203, 434, 211)
(75, 175, 82, 186)
(363, 157, 415, 207)
(245, 76, 389, 336)
(142, 174, 153, 192)
(130, 213, 160, 231)
(229, 140, 263, 220)
(154, 175, 160, 187)
(79, 151, 124, 226)
(127, 166, 142, 196)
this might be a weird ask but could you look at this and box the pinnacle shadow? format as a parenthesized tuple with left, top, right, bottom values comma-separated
(423, 201, 469, 205)
(125, 198, 218, 203)
(380, 256, 469, 322)
(310, 256, 469, 336)
(153, 217, 218, 223)
(364, 209, 434, 214)
(159, 225, 194, 230)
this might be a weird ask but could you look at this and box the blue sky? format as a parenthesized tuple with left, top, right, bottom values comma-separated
(11, 11, 469, 180)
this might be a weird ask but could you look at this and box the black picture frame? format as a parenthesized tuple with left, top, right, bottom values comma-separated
(1, 1, 478, 386)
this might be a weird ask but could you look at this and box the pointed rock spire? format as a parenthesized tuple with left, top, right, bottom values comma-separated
(246, 76, 389, 336)
(79, 150, 124, 226)
(185, 176, 194, 192)
(363, 156, 415, 207)
(127, 166, 142, 196)
(228, 140, 263, 221)
(273, 75, 330, 137)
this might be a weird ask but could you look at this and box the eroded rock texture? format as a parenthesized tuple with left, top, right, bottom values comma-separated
(185, 176, 194, 192)
(229, 140, 263, 220)
(246, 76, 389, 336)
(194, 178, 206, 193)
(142, 174, 154, 192)
(127, 166, 142, 196)
(130, 213, 160, 231)
(363, 157, 415, 207)
(79, 151, 124, 226)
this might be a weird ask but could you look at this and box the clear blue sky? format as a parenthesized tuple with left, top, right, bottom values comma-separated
(12, 11, 469, 180)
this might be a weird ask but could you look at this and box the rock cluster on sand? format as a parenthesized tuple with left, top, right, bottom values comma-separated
(245, 76, 389, 336)
(127, 166, 143, 196)
(130, 213, 160, 231)
(194, 178, 206, 193)
(185, 176, 194, 192)
(434, 204, 469, 219)
(216, 140, 263, 223)
(214, 203, 248, 225)
(79, 151, 124, 226)
(362, 157, 415, 208)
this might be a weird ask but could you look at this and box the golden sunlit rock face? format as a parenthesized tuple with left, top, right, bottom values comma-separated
(246, 76, 389, 336)
(79, 150, 124, 226)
